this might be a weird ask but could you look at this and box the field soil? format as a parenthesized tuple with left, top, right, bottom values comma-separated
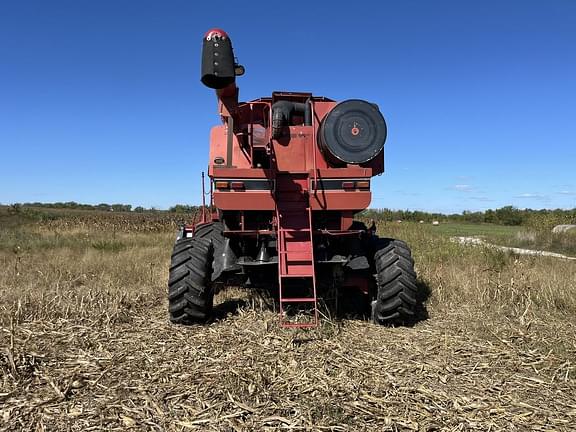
(1, 211, 575, 431)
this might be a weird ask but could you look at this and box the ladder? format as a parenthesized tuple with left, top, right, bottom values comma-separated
(275, 174, 318, 328)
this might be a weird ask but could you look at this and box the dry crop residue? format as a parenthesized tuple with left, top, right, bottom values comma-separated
(2, 303, 576, 431)
(2, 214, 576, 431)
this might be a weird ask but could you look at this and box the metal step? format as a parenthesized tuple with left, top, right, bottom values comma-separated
(280, 297, 317, 303)
(276, 178, 318, 328)
(278, 251, 312, 260)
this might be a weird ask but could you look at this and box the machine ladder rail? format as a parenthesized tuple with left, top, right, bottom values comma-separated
(276, 185, 318, 328)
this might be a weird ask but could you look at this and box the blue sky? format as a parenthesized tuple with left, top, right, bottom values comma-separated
(1, 1, 575, 213)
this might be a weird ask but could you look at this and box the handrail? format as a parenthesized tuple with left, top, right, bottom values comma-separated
(201, 171, 207, 223)
(311, 99, 318, 195)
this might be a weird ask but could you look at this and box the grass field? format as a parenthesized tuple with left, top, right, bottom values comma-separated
(426, 222, 522, 237)
(1, 210, 576, 431)
(418, 221, 576, 256)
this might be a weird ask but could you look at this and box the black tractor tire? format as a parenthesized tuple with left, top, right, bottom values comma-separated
(372, 238, 418, 325)
(191, 221, 224, 247)
(168, 236, 214, 324)
(191, 221, 226, 281)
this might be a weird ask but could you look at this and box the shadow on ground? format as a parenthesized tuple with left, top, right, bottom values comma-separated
(407, 279, 432, 326)
(324, 278, 432, 327)
(209, 278, 432, 328)
(212, 299, 248, 321)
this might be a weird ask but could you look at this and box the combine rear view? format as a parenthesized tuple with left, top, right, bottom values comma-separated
(168, 29, 419, 327)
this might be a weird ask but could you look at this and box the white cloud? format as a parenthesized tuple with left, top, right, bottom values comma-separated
(515, 193, 549, 201)
(451, 184, 474, 192)
(469, 196, 495, 202)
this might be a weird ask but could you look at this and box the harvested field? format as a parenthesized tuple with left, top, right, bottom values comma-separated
(1, 213, 576, 431)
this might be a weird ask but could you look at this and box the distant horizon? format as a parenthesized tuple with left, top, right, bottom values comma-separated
(3, 200, 575, 215)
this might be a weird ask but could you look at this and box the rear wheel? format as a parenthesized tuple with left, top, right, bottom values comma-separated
(168, 236, 214, 324)
(372, 238, 418, 325)
(191, 222, 226, 281)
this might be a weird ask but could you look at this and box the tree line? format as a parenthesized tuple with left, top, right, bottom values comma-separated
(6, 202, 576, 226)
(8, 202, 200, 214)
(363, 206, 575, 227)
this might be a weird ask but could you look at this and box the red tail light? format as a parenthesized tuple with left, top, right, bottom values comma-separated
(342, 181, 355, 189)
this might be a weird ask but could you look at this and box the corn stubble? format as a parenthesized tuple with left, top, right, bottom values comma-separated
(1, 214, 575, 431)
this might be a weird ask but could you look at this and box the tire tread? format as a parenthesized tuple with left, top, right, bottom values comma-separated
(372, 238, 419, 325)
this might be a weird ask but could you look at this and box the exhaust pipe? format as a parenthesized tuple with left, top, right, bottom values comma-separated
(271, 99, 311, 139)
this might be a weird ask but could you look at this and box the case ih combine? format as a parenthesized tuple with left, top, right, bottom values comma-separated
(168, 29, 419, 328)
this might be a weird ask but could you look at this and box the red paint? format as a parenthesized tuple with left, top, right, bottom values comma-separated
(197, 29, 386, 328)
(204, 28, 228, 40)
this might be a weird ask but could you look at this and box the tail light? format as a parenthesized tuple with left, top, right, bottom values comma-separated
(342, 181, 355, 189)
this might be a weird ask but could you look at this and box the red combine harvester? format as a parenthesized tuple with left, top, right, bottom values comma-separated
(168, 29, 419, 328)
